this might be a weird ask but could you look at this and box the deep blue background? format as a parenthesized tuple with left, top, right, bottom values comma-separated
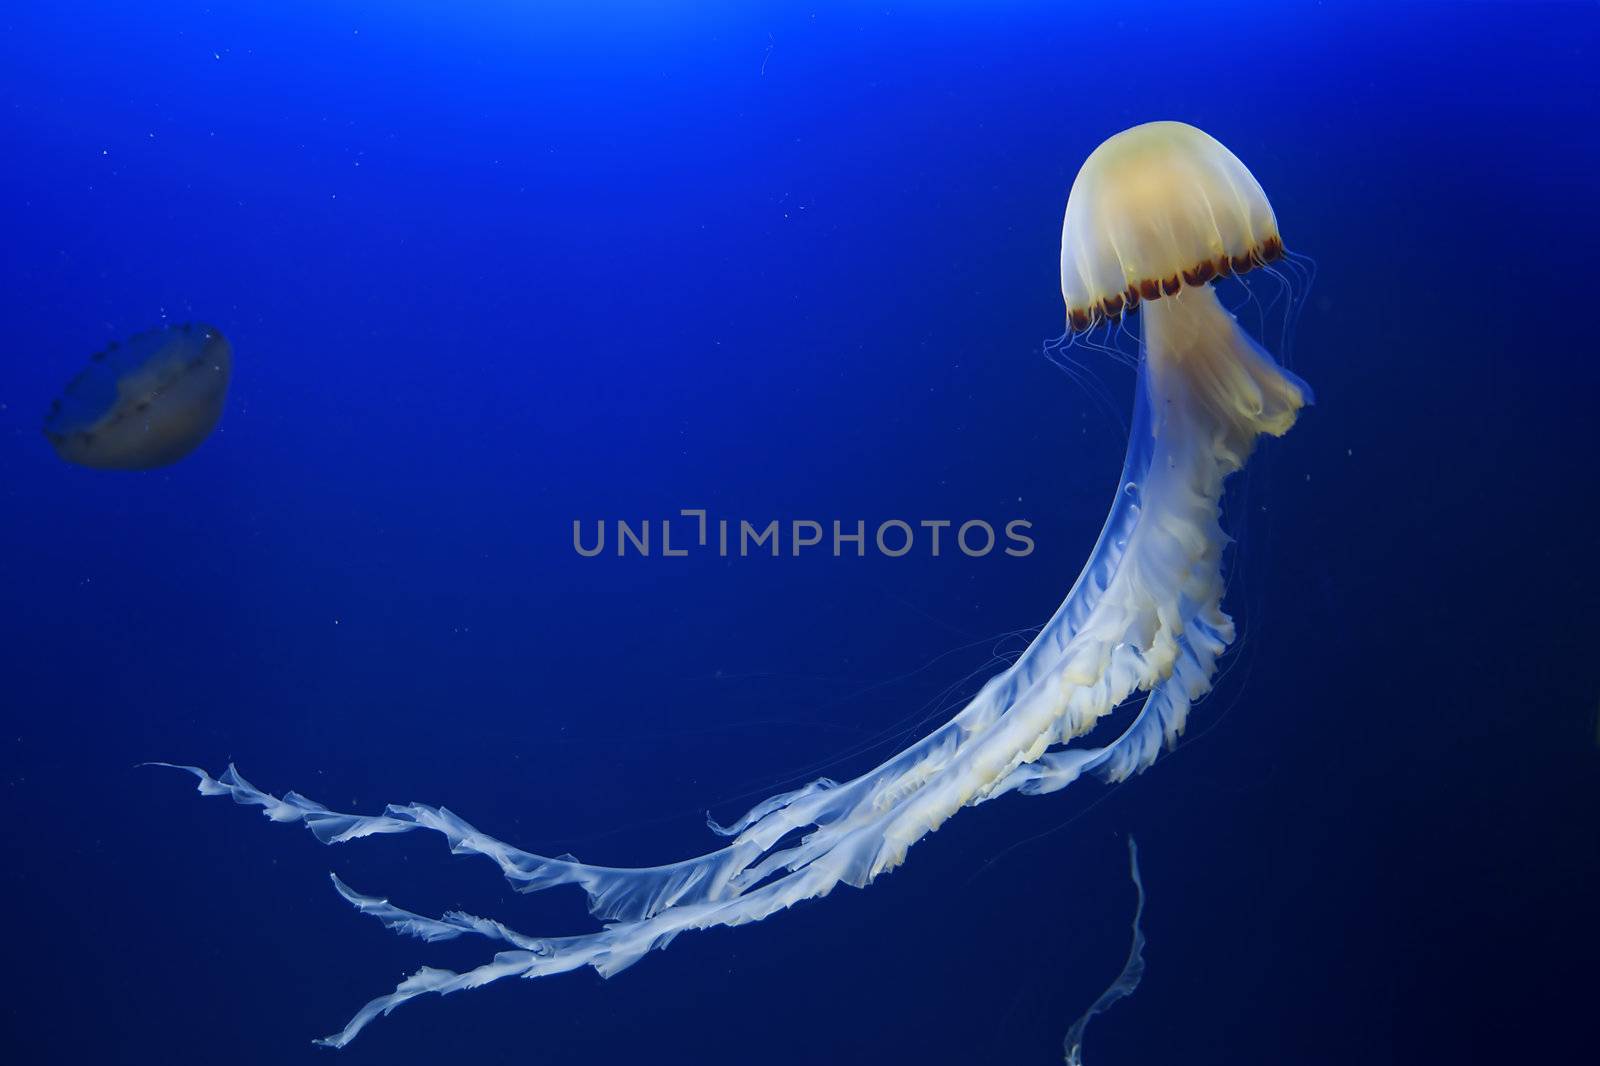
(2, 3, 1596, 1064)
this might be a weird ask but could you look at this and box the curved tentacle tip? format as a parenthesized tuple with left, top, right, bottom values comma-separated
(139, 760, 200, 774)
(141, 760, 231, 796)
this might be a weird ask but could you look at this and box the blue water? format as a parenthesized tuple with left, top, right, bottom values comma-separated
(3, 3, 1596, 1063)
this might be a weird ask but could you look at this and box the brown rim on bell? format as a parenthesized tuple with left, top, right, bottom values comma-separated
(1066, 235, 1285, 333)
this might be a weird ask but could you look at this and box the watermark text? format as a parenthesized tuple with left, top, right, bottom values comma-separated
(573, 509, 1034, 559)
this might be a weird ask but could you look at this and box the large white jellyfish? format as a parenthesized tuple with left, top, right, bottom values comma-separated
(160, 121, 1310, 1047)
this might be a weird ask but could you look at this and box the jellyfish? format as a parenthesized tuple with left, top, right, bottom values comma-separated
(157, 121, 1310, 1047)
(44, 322, 231, 469)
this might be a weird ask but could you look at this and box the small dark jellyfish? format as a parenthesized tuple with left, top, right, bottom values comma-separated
(43, 322, 231, 470)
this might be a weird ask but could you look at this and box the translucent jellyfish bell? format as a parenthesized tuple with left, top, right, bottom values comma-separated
(43, 322, 231, 470)
(1060, 120, 1284, 333)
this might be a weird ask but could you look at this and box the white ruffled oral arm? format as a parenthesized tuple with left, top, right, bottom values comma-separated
(157, 283, 1306, 1046)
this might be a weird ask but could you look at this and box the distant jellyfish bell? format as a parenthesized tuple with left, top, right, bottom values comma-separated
(44, 322, 231, 470)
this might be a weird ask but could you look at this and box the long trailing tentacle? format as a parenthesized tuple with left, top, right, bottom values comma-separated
(1063, 836, 1148, 1066)
(152, 372, 1166, 930)
(157, 283, 1306, 1046)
